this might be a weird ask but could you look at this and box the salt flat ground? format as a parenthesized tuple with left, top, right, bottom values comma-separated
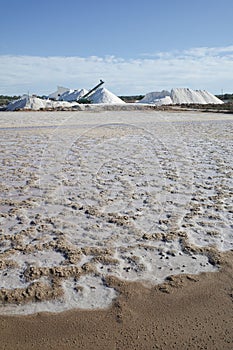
(0, 110, 232, 315)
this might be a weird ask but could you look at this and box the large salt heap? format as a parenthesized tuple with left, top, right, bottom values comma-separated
(139, 88, 223, 105)
(6, 95, 78, 111)
(171, 88, 204, 104)
(6, 87, 125, 110)
(171, 88, 223, 104)
(139, 90, 173, 105)
(6, 96, 46, 111)
(59, 88, 88, 102)
(88, 87, 125, 104)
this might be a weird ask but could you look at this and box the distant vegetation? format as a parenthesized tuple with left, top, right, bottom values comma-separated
(216, 93, 233, 102)
(0, 95, 20, 106)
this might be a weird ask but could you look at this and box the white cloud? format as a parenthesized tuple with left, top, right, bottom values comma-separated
(1, 46, 233, 96)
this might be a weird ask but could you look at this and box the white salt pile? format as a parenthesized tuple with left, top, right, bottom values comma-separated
(48, 86, 70, 100)
(6, 95, 46, 111)
(171, 88, 224, 104)
(88, 87, 125, 104)
(6, 96, 76, 111)
(6, 87, 125, 110)
(49, 85, 125, 104)
(59, 88, 88, 102)
(139, 90, 172, 105)
(139, 88, 223, 105)
(5, 86, 223, 111)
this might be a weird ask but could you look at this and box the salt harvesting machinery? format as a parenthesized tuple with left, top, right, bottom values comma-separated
(78, 79, 104, 103)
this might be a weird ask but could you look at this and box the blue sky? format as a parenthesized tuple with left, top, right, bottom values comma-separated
(1, 0, 233, 95)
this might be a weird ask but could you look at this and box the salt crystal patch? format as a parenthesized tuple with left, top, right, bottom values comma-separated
(22, 251, 65, 267)
(186, 226, 233, 251)
(0, 275, 117, 315)
(0, 269, 29, 289)
(62, 275, 117, 309)
(96, 240, 217, 285)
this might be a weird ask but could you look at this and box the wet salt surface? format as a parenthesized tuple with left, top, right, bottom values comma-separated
(0, 110, 232, 315)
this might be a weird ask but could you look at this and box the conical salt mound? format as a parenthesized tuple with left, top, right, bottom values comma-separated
(6, 96, 46, 111)
(138, 88, 223, 105)
(171, 88, 223, 104)
(88, 87, 125, 104)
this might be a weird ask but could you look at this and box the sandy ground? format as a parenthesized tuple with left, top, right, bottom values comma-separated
(0, 251, 232, 350)
(0, 109, 232, 349)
